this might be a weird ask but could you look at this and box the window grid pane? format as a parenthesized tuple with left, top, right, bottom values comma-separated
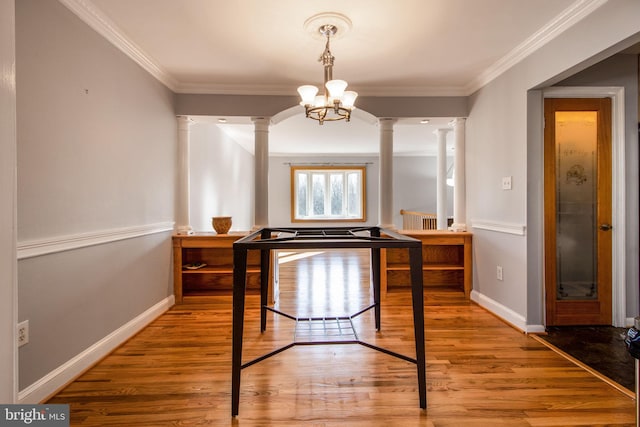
(296, 173, 308, 217)
(312, 173, 325, 216)
(330, 174, 344, 216)
(347, 172, 360, 217)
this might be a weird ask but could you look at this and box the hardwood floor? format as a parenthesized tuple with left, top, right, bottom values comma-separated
(47, 249, 636, 426)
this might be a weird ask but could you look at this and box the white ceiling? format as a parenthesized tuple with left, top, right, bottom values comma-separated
(68, 0, 601, 155)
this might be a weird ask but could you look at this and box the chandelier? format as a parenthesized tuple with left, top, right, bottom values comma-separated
(297, 24, 358, 125)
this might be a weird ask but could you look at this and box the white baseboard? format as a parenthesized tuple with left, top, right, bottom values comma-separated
(473, 292, 635, 333)
(525, 324, 547, 334)
(471, 290, 527, 332)
(18, 295, 175, 404)
(471, 290, 547, 333)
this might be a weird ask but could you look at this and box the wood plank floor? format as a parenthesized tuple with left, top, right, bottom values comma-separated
(47, 249, 636, 426)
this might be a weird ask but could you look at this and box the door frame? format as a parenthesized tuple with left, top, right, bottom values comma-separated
(542, 86, 626, 327)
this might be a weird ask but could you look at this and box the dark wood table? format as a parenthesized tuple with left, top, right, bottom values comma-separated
(231, 226, 426, 416)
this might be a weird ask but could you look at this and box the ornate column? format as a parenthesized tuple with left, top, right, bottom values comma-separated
(379, 118, 396, 229)
(176, 116, 193, 235)
(434, 128, 450, 230)
(253, 117, 270, 229)
(451, 118, 467, 231)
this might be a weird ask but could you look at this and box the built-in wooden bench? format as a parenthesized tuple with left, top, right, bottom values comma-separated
(381, 230, 472, 299)
(172, 233, 275, 303)
(173, 230, 471, 303)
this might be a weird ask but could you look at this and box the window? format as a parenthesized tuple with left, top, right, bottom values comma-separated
(291, 166, 366, 222)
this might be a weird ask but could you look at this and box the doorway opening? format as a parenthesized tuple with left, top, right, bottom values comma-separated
(542, 87, 626, 327)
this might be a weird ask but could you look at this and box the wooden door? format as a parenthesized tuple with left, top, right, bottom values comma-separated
(544, 98, 612, 326)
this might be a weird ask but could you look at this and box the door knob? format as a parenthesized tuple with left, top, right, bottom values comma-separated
(599, 223, 612, 231)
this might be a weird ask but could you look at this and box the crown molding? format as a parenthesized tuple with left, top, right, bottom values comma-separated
(464, 0, 608, 95)
(174, 82, 468, 97)
(58, 0, 179, 91)
(59, 0, 606, 98)
(174, 82, 298, 96)
(350, 85, 468, 97)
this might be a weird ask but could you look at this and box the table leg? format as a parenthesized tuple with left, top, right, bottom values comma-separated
(371, 247, 381, 330)
(260, 248, 270, 332)
(231, 247, 248, 417)
(409, 246, 427, 409)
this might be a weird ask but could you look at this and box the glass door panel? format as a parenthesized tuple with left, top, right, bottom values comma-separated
(555, 111, 597, 301)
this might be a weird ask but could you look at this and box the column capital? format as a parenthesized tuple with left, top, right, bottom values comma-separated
(252, 117, 271, 131)
(177, 115, 194, 130)
(433, 127, 451, 136)
(449, 117, 466, 127)
(378, 118, 397, 129)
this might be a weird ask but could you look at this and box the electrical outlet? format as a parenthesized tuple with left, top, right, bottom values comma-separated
(496, 266, 503, 281)
(502, 176, 512, 190)
(17, 320, 29, 347)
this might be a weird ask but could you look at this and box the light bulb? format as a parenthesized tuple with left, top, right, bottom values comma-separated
(297, 85, 318, 105)
(325, 79, 347, 98)
(341, 91, 358, 108)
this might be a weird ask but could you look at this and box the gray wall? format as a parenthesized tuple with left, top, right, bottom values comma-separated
(467, 75, 530, 316)
(189, 122, 254, 232)
(16, 0, 176, 390)
(467, 0, 640, 327)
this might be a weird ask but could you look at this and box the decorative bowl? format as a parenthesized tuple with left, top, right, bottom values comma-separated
(212, 216, 232, 235)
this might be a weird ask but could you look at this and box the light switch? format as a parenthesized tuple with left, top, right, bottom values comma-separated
(502, 176, 512, 190)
